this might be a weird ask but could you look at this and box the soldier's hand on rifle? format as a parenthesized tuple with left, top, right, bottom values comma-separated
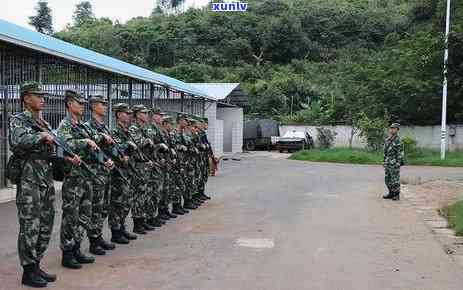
(66, 155, 81, 166)
(39, 132, 54, 145)
(122, 155, 129, 165)
(147, 160, 154, 168)
(105, 159, 115, 169)
(85, 139, 100, 151)
(128, 141, 137, 150)
(102, 134, 114, 144)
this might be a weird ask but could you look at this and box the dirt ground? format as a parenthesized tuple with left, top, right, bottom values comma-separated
(403, 178, 463, 262)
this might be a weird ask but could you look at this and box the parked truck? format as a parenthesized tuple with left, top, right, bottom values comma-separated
(243, 118, 279, 151)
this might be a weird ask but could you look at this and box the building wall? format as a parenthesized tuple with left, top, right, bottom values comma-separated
(280, 125, 463, 151)
(205, 101, 223, 156)
(217, 107, 243, 153)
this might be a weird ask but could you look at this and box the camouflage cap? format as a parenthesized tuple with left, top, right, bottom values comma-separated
(152, 107, 165, 114)
(132, 104, 150, 114)
(20, 81, 47, 97)
(177, 113, 188, 122)
(89, 95, 108, 104)
(188, 118, 198, 124)
(390, 123, 400, 129)
(113, 103, 132, 113)
(65, 89, 86, 104)
(162, 115, 174, 124)
(203, 117, 209, 124)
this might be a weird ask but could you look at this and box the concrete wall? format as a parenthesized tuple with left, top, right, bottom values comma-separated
(280, 124, 463, 151)
(217, 107, 243, 154)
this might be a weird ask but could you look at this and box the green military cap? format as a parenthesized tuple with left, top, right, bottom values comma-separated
(162, 115, 173, 124)
(152, 106, 165, 114)
(203, 117, 209, 124)
(89, 95, 108, 104)
(132, 104, 150, 114)
(20, 81, 47, 97)
(177, 113, 188, 122)
(188, 118, 198, 124)
(113, 103, 132, 113)
(390, 123, 400, 129)
(65, 89, 86, 103)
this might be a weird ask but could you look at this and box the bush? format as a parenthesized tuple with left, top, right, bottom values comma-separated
(316, 127, 336, 149)
(356, 114, 388, 152)
(401, 135, 423, 159)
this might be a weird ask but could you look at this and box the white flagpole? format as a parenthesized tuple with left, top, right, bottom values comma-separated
(441, 0, 451, 160)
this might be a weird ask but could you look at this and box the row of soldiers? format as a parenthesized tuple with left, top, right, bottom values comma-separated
(9, 82, 214, 288)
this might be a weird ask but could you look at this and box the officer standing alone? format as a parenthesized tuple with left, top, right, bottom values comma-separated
(383, 123, 404, 201)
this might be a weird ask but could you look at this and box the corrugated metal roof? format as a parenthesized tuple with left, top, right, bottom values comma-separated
(188, 83, 240, 101)
(0, 19, 211, 99)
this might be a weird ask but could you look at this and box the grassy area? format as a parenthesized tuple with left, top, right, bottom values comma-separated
(442, 201, 463, 236)
(289, 148, 463, 167)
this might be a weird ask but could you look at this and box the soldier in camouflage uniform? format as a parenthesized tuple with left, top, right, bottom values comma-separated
(84, 95, 116, 255)
(9, 82, 56, 287)
(159, 116, 180, 219)
(176, 114, 199, 210)
(109, 103, 138, 244)
(145, 108, 169, 226)
(129, 104, 156, 234)
(189, 118, 205, 205)
(197, 118, 212, 201)
(58, 90, 101, 269)
(383, 123, 404, 201)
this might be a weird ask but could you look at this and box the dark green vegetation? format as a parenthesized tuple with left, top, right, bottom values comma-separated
(290, 148, 463, 167)
(49, 0, 463, 125)
(442, 201, 463, 236)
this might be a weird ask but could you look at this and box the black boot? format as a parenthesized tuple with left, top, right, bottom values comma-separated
(133, 218, 147, 235)
(392, 193, 401, 201)
(158, 209, 170, 220)
(37, 262, 56, 282)
(201, 193, 211, 200)
(166, 210, 178, 219)
(73, 243, 95, 264)
(143, 219, 156, 231)
(98, 236, 116, 250)
(121, 224, 138, 240)
(184, 200, 198, 210)
(89, 237, 106, 256)
(147, 218, 163, 227)
(111, 228, 130, 244)
(181, 207, 189, 214)
(22, 264, 47, 288)
(382, 192, 394, 199)
(172, 204, 185, 215)
(61, 250, 82, 269)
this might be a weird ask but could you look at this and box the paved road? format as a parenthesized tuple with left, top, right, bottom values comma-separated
(1, 152, 463, 290)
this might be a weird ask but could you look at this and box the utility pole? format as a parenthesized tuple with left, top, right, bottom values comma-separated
(441, 0, 451, 160)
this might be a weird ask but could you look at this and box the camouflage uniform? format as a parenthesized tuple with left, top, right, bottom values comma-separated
(109, 122, 133, 231)
(384, 132, 404, 197)
(165, 129, 181, 205)
(58, 115, 95, 252)
(83, 117, 112, 239)
(198, 128, 211, 196)
(10, 110, 55, 267)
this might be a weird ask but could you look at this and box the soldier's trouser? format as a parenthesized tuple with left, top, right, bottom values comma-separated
(60, 175, 93, 251)
(146, 169, 162, 220)
(109, 169, 131, 230)
(16, 179, 55, 266)
(160, 171, 171, 209)
(131, 162, 149, 219)
(170, 169, 182, 204)
(385, 166, 401, 195)
(181, 168, 192, 201)
(88, 165, 110, 238)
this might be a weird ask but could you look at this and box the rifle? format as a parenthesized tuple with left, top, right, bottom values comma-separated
(15, 116, 102, 182)
(77, 123, 131, 184)
(126, 127, 162, 169)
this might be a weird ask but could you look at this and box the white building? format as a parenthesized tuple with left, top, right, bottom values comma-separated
(189, 83, 247, 156)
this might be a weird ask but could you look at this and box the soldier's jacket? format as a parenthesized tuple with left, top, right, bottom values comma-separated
(162, 129, 178, 170)
(129, 122, 152, 162)
(57, 116, 96, 177)
(112, 123, 135, 165)
(384, 135, 404, 168)
(9, 111, 54, 187)
(84, 117, 123, 165)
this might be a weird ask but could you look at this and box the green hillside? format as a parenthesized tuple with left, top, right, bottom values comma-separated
(55, 0, 463, 126)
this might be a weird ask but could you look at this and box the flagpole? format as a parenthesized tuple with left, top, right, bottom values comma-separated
(441, 0, 451, 160)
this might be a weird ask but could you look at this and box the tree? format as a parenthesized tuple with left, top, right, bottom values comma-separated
(28, 0, 53, 35)
(73, 1, 95, 26)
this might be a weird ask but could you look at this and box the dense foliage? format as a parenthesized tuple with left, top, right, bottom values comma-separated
(29, 0, 53, 35)
(52, 0, 463, 125)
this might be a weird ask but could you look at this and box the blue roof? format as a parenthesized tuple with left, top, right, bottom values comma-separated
(0, 19, 211, 99)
